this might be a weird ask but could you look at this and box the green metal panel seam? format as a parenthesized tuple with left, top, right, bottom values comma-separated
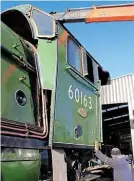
(48, 25, 59, 147)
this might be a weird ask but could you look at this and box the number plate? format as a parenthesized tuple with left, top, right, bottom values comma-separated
(68, 85, 92, 109)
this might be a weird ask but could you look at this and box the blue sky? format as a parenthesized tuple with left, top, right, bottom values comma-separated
(1, 1, 134, 78)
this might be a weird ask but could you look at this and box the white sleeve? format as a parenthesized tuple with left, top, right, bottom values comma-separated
(95, 150, 107, 163)
(95, 150, 119, 169)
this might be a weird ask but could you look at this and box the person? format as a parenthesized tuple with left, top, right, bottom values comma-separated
(94, 142, 132, 181)
(126, 154, 133, 165)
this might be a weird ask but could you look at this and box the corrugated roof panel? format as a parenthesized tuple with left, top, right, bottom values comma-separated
(101, 74, 134, 104)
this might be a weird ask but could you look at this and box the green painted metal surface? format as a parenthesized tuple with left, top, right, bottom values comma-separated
(1, 22, 27, 60)
(1, 4, 103, 147)
(1, 149, 40, 181)
(0, 4, 107, 181)
(1, 22, 35, 124)
(37, 39, 57, 146)
(52, 25, 101, 146)
(37, 39, 57, 90)
(6, 4, 31, 14)
(94, 81, 102, 143)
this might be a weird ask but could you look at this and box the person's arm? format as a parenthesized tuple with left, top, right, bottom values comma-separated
(95, 150, 107, 163)
(95, 150, 119, 169)
(94, 142, 118, 169)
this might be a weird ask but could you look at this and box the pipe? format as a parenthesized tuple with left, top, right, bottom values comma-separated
(1, 118, 48, 139)
(1, 125, 26, 132)
(1, 129, 48, 139)
(1, 131, 27, 137)
(1, 89, 48, 139)
(29, 92, 48, 138)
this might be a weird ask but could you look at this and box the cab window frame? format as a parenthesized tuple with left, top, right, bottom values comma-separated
(31, 8, 56, 38)
(81, 48, 88, 76)
(82, 50, 95, 84)
(66, 35, 83, 74)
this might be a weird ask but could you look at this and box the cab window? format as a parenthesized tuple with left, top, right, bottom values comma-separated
(82, 51, 94, 84)
(32, 9, 55, 37)
(67, 37, 81, 73)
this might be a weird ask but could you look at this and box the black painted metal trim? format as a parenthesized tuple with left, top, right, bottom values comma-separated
(1, 135, 50, 150)
(53, 143, 94, 149)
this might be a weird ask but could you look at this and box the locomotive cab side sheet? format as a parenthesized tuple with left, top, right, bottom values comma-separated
(52, 24, 102, 147)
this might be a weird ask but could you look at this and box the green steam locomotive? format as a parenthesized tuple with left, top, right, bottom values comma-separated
(1, 4, 110, 181)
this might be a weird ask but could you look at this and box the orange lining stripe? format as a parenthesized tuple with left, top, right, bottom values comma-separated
(58, 30, 68, 46)
(2, 64, 16, 84)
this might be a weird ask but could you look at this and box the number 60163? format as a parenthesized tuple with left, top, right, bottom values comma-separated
(68, 85, 92, 109)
